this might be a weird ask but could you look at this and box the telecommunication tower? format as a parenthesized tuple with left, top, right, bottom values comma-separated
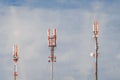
(91, 21, 99, 80)
(13, 44, 19, 80)
(47, 28, 57, 80)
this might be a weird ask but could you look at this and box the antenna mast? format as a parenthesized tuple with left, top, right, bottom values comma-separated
(13, 44, 19, 80)
(93, 21, 99, 80)
(47, 28, 57, 80)
(90, 21, 99, 80)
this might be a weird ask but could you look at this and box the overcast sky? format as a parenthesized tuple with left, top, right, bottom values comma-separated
(0, 0, 120, 80)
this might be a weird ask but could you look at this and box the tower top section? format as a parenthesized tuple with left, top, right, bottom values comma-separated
(47, 28, 57, 47)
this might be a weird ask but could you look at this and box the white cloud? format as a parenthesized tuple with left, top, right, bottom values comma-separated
(55, 0, 79, 4)
(116, 54, 120, 59)
(0, 6, 94, 80)
(62, 76, 75, 80)
(0, 1, 120, 80)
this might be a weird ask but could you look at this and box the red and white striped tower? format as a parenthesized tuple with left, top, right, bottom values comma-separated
(92, 21, 99, 80)
(47, 28, 57, 80)
(13, 44, 19, 80)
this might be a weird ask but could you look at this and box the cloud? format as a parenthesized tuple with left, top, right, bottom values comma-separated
(117, 54, 120, 59)
(0, 6, 94, 80)
(0, 0, 120, 80)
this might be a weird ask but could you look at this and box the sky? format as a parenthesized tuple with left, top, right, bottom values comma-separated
(0, 0, 120, 80)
